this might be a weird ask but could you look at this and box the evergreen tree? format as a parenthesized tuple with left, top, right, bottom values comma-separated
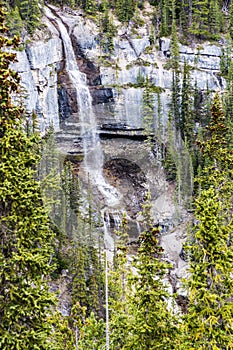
(208, 0, 221, 38)
(83, 0, 97, 16)
(220, 47, 231, 78)
(85, 186, 104, 317)
(170, 1, 180, 70)
(125, 193, 181, 349)
(0, 7, 61, 349)
(176, 137, 194, 206)
(229, 0, 233, 40)
(105, 14, 116, 53)
(49, 310, 76, 350)
(159, 0, 172, 36)
(68, 179, 104, 319)
(78, 312, 106, 349)
(109, 213, 130, 349)
(181, 60, 194, 147)
(60, 160, 84, 239)
(223, 59, 233, 149)
(70, 235, 104, 318)
(5, 5, 23, 36)
(39, 130, 62, 221)
(199, 93, 233, 193)
(171, 70, 181, 130)
(155, 92, 166, 160)
(189, 0, 209, 38)
(17, 0, 41, 34)
(164, 111, 177, 182)
(142, 77, 156, 147)
(116, 0, 136, 22)
(193, 81, 203, 123)
(100, 7, 116, 54)
(178, 0, 189, 37)
(183, 94, 233, 349)
(170, 15, 181, 130)
(164, 112, 194, 205)
(70, 245, 88, 308)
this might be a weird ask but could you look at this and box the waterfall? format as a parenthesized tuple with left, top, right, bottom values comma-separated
(45, 6, 121, 203)
(136, 221, 141, 235)
(44, 6, 122, 259)
(102, 210, 115, 261)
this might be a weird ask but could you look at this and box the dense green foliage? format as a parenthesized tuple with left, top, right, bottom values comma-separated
(124, 194, 180, 349)
(183, 95, 233, 349)
(142, 77, 156, 145)
(0, 6, 62, 349)
(3, 0, 232, 40)
(5, 0, 42, 34)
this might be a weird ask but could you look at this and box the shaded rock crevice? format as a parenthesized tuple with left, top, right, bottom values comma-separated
(103, 157, 146, 217)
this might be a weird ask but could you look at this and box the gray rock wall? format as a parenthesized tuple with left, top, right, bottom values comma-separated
(11, 6, 226, 133)
(11, 35, 62, 134)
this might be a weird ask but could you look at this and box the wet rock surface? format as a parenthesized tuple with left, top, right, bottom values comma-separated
(103, 158, 146, 217)
(90, 87, 114, 104)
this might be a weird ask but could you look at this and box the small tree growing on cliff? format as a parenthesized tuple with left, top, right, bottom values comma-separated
(109, 213, 131, 349)
(116, 0, 136, 23)
(17, 0, 41, 34)
(142, 78, 156, 148)
(5, 5, 23, 37)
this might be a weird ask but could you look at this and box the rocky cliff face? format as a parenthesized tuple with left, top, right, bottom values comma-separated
(12, 4, 225, 134)
(11, 4, 226, 299)
(12, 32, 62, 133)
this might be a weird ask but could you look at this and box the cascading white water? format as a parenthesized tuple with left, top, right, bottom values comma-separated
(102, 210, 115, 261)
(45, 7, 122, 255)
(136, 221, 141, 235)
